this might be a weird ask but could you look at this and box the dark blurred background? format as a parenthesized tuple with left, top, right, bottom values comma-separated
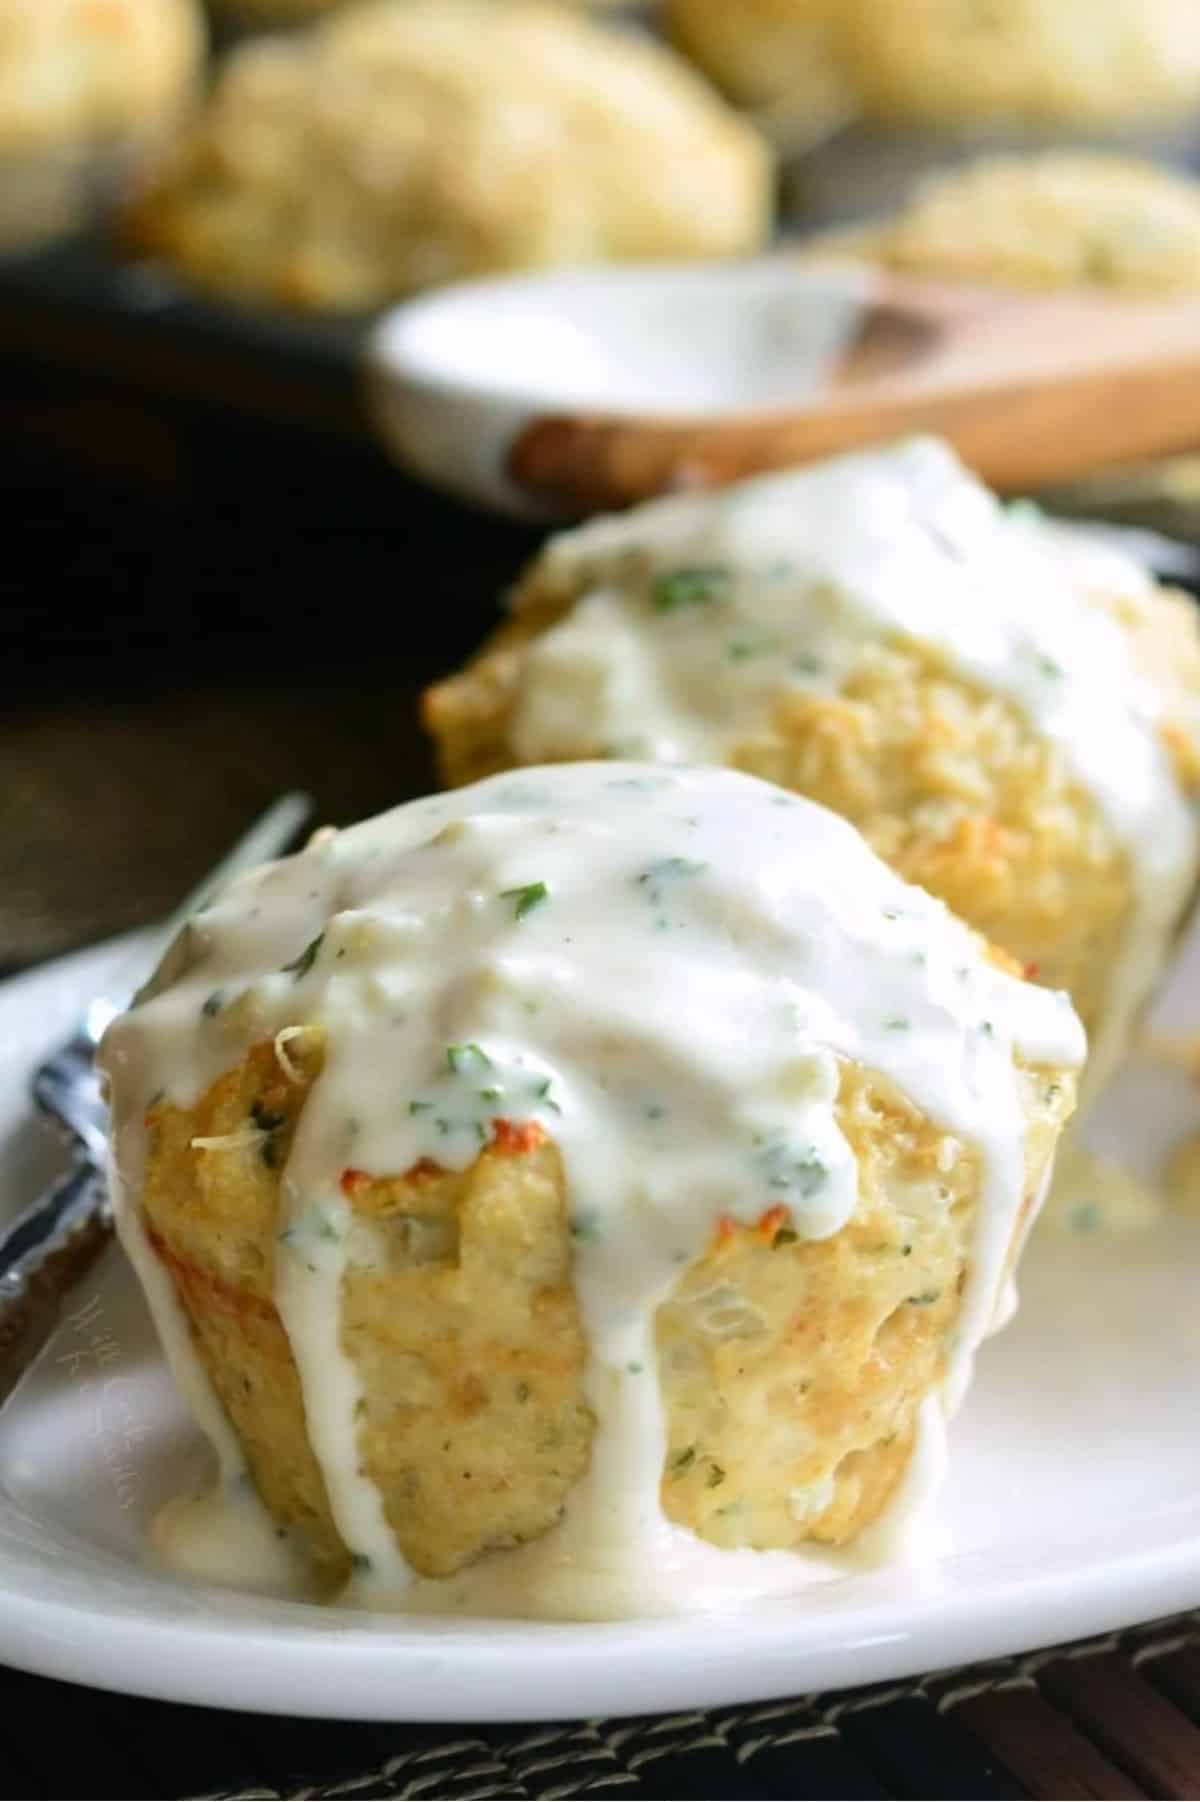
(1, 376, 543, 970)
(7, 0, 1200, 971)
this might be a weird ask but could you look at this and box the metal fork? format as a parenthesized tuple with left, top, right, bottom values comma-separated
(0, 792, 312, 1313)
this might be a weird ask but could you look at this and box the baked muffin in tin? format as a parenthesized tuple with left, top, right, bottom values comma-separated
(0, 0, 204, 249)
(124, 0, 771, 311)
(101, 765, 1082, 1613)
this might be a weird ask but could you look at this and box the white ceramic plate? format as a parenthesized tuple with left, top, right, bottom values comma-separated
(0, 935, 1198, 1722)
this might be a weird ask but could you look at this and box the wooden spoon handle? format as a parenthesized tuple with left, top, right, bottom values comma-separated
(508, 272, 1200, 513)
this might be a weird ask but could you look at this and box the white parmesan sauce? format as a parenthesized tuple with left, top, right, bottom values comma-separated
(100, 764, 1083, 1618)
(508, 438, 1197, 1102)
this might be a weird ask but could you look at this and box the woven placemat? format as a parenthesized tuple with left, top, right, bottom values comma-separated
(2, 1611, 1197, 1799)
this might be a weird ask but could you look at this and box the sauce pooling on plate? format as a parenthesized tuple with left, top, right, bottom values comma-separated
(507, 439, 1197, 1099)
(101, 764, 1084, 1617)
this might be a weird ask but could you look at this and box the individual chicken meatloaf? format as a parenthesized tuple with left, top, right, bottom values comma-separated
(101, 764, 1082, 1615)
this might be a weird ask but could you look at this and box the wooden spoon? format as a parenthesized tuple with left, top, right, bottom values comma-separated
(367, 257, 1200, 518)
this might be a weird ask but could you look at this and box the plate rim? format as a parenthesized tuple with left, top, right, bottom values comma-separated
(0, 1499, 1197, 1721)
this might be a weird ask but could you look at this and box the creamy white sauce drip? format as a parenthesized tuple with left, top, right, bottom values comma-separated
(111, 1151, 314, 1597)
(100, 764, 1083, 1617)
(509, 439, 1198, 1101)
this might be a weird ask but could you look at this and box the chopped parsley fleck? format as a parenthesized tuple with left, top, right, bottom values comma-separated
(1070, 1202, 1102, 1235)
(792, 653, 822, 676)
(277, 1222, 319, 1272)
(480, 1086, 503, 1102)
(281, 1207, 340, 1251)
(351, 1553, 373, 1573)
(250, 1100, 286, 1168)
(535, 1078, 563, 1115)
(645, 1103, 666, 1122)
(409, 1099, 432, 1115)
(636, 856, 708, 910)
(884, 1017, 910, 1032)
(282, 934, 324, 980)
(755, 1136, 828, 1199)
(727, 639, 756, 662)
(201, 991, 224, 1019)
(515, 1382, 531, 1403)
(706, 1463, 727, 1489)
(652, 565, 731, 612)
(980, 1021, 995, 1037)
(627, 1362, 644, 1375)
(907, 1289, 941, 1306)
(772, 1227, 799, 1249)
(250, 1101, 286, 1133)
(882, 909, 900, 922)
(501, 880, 549, 921)
(669, 1445, 696, 1476)
(447, 1043, 492, 1076)
(570, 1212, 603, 1242)
(1037, 655, 1063, 679)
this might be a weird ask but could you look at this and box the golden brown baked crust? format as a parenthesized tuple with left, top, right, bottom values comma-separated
(124, 0, 771, 312)
(663, 0, 849, 138)
(218, 0, 630, 17)
(139, 1025, 1072, 1584)
(0, 0, 203, 154)
(863, 154, 1200, 295)
(142, 1032, 591, 1583)
(658, 1057, 1069, 1549)
(839, 0, 1200, 129)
